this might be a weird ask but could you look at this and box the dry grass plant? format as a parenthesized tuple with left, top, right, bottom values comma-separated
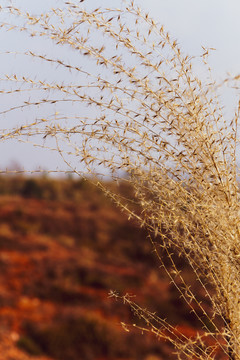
(1, 1, 240, 359)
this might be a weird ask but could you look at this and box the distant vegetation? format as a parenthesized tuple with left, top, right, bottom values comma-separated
(0, 175, 96, 201)
(0, 175, 192, 360)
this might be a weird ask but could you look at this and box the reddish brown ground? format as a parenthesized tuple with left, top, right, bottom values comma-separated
(0, 176, 226, 360)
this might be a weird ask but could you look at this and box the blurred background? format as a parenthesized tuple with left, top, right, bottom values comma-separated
(0, 175, 217, 360)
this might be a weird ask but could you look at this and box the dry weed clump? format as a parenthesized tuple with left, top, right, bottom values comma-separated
(0, 1, 240, 359)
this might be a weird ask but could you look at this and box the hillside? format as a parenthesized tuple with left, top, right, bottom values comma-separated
(0, 176, 219, 360)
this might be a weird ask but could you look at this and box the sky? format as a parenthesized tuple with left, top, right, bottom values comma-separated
(0, 0, 240, 175)
(137, 0, 240, 75)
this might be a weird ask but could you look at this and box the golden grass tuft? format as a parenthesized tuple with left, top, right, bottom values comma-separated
(1, 1, 240, 358)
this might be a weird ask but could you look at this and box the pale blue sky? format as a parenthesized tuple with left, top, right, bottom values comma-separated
(0, 0, 240, 174)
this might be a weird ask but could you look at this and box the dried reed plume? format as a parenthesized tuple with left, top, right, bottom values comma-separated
(1, 1, 240, 359)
